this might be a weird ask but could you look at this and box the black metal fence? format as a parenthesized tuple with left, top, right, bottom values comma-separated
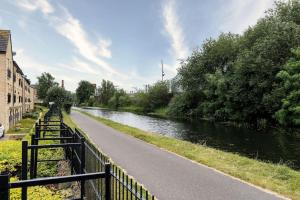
(0, 106, 155, 200)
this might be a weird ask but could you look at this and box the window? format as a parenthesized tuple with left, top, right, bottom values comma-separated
(7, 69, 11, 79)
(13, 95, 16, 103)
(13, 73, 16, 82)
(7, 93, 11, 103)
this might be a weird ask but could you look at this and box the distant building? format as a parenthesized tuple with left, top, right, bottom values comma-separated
(0, 30, 35, 129)
(30, 84, 41, 104)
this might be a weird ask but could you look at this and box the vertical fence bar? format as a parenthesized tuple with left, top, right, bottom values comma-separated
(80, 137, 86, 199)
(33, 124, 39, 178)
(130, 179, 133, 200)
(0, 175, 9, 200)
(21, 141, 28, 200)
(30, 134, 35, 179)
(105, 163, 111, 200)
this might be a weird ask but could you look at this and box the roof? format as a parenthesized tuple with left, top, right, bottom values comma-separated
(0, 30, 10, 53)
(13, 61, 24, 75)
(24, 77, 31, 85)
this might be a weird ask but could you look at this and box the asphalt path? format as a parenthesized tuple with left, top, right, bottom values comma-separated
(71, 110, 286, 200)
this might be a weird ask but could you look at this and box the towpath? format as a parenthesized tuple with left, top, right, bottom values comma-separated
(71, 110, 286, 200)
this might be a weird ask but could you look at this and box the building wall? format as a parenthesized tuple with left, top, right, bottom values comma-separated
(0, 53, 7, 128)
(0, 33, 35, 130)
(0, 36, 14, 129)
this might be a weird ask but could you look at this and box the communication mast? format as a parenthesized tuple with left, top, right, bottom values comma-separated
(161, 59, 165, 81)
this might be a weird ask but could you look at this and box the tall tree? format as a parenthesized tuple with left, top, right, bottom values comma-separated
(275, 47, 300, 127)
(76, 80, 95, 104)
(97, 80, 116, 105)
(37, 73, 58, 101)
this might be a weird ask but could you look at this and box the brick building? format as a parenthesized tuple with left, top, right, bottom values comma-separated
(0, 30, 35, 129)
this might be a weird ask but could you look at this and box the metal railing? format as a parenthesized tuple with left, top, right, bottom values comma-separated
(0, 105, 155, 200)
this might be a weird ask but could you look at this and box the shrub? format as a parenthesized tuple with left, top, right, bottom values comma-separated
(22, 112, 39, 119)
(0, 141, 22, 175)
(10, 177, 63, 200)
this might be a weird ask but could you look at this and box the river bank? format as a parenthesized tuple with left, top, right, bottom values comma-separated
(75, 109, 300, 199)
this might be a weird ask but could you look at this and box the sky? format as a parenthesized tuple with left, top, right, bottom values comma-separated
(0, 0, 276, 92)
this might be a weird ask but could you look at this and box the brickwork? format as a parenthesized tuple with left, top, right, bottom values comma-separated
(0, 30, 35, 130)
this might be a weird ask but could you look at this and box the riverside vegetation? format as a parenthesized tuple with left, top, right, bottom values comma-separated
(76, 0, 300, 130)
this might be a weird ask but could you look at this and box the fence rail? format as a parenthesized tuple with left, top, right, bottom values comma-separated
(0, 105, 155, 200)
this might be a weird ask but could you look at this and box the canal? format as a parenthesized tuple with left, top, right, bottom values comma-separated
(78, 107, 300, 169)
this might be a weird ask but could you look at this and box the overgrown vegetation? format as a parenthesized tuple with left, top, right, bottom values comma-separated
(168, 0, 300, 128)
(78, 110, 300, 200)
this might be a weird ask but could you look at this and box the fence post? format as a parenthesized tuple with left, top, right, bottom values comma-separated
(0, 174, 9, 200)
(80, 137, 86, 199)
(22, 141, 28, 200)
(105, 163, 111, 200)
(30, 134, 35, 179)
(33, 124, 39, 178)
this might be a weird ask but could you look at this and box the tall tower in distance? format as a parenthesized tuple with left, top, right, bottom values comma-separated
(61, 80, 64, 89)
(161, 59, 165, 81)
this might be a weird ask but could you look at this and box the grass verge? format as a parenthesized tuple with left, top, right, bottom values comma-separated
(77, 109, 300, 200)
(7, 106, 47, 134)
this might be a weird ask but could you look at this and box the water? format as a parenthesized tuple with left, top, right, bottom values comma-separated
(78, 107, 300, 169)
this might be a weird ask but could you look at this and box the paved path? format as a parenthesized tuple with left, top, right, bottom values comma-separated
(71, 110, 286, 200)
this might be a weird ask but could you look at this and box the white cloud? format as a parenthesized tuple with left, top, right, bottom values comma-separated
(15, 0, 54, 15)
(218, 0, 274, 34)
(163, 0, 189, 63)
(49, 8, 115, 73)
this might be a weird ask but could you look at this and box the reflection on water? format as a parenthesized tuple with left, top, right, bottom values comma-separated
(78, 107, 300, 169)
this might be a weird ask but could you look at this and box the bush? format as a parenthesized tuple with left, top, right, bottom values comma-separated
(22, 112, 39, 119)
(64, 103, 72, 114)
(10, 177, 63, 200)
(0, 141, 22, 175)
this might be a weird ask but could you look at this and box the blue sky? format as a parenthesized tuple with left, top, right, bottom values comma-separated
(0, 0, 275, 91)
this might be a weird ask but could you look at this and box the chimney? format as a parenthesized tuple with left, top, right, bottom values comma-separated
(61, 80, 64, 89)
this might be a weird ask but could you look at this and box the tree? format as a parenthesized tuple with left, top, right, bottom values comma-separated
(97, 80, 116, 105)
(37, 73, 58, 101)
(148, 81, 172, 110)
(108, 89, 128, 109)
(275, 47, 300, 127)
(45, 86, 73, 113)
(76, 81, 95, 104)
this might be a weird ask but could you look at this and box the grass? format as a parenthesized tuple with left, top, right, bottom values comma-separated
(7, 118, 37, 134)
(7, 106, 48, 135)
(148, 107, 168, 118)
(119, 105, 145, 114)
(77, 109, 300, 200)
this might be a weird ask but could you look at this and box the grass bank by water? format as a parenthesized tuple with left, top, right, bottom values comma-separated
(77, 109, 300, 200)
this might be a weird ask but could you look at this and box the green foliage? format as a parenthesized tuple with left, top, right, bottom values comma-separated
(148, 81, 172, 110)
(46, 86, 73, 113)
(10, 177, 63, 200)
(76, 80, 95, 104)
(7, 118, 36, 134)
(169, 0, 300, 127)
(97, 79, 116, 105)
(37, 72, 58, 101)
(22, 112, 39, 119)
(0, 141, 22, 175)
(275, 47, 300, 126)
(108, 89, 130, 109)
(168, 92, 196, 117)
